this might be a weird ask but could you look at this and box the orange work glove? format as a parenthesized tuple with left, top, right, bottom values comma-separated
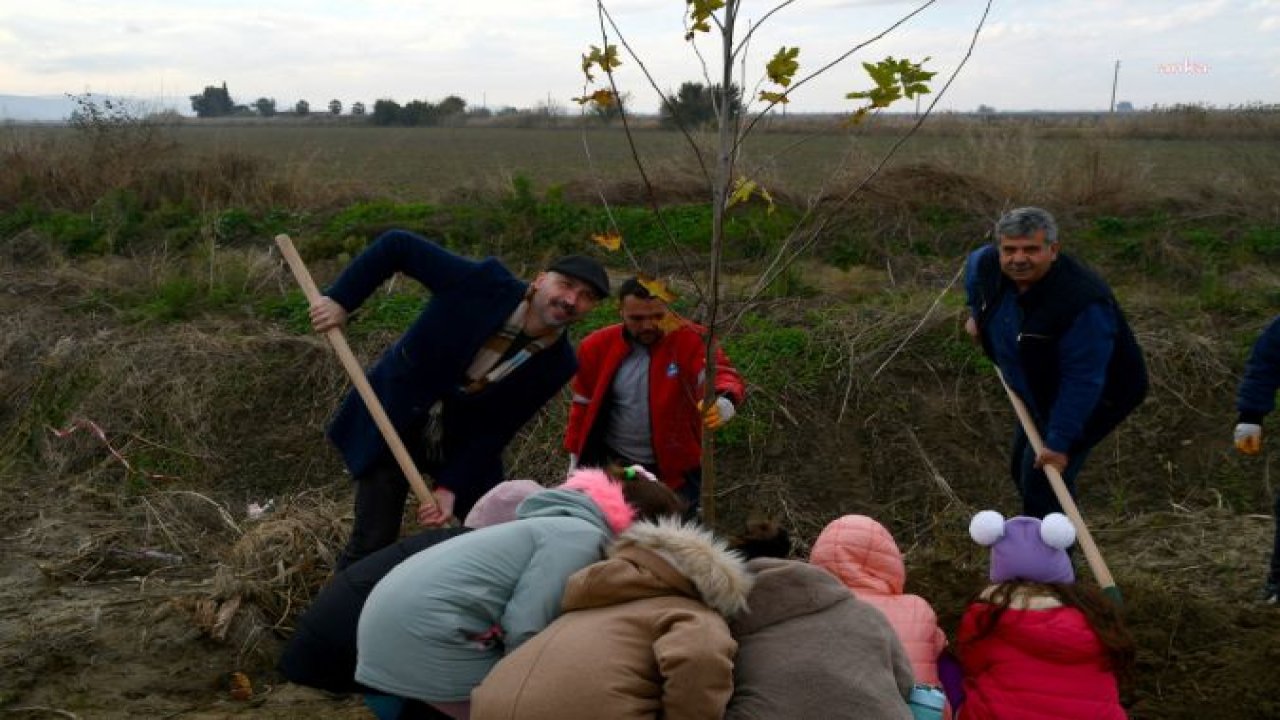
(1235, 423, 1263, 455)
(699, 396, 737, 430)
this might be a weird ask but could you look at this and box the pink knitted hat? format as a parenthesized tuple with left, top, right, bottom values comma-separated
(463, 479, 545, 529)
(562, 467, 636, 534)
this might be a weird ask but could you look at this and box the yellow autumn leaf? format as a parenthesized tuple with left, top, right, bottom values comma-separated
(657, 311, 687, 334)
(591, 231, 623, 251)
(728, 178, 757, 208)
(759, 184, 776, 215)
(638, 273, 678, 303)
(573, 90, 618, 107)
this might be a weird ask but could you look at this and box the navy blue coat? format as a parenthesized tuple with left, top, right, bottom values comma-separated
(324, 230, 577, 513)
(1237, 316, 1280, 424)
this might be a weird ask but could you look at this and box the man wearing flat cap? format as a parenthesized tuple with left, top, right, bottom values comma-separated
(310, 229, 608, 568)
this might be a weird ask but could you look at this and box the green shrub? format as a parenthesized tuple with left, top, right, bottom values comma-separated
(1244, 225, 1280, 257)
(0, 204, 45, 238)
(37, 211, 103, 254)
(128, 277, 203, 322)
(215, 208, 260, 245)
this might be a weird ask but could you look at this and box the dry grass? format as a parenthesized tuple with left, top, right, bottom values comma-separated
(190, 492, 348, 656)
(7, 117, 1280, 214)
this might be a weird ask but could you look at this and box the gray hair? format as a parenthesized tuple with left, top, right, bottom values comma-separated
(995, 207, 1058, 244)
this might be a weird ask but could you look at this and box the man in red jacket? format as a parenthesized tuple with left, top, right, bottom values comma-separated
(564, 277, 745, 512)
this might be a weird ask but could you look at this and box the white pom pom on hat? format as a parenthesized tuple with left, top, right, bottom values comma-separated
(1038, 512, 1077, 550)
(969, 510, 1006, 546)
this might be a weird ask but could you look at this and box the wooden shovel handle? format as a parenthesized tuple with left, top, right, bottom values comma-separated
(274, 234, 437, 512)
(995, 368, 1119, 598)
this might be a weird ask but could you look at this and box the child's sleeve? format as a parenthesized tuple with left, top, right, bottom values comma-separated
(937, 648, 966, 712)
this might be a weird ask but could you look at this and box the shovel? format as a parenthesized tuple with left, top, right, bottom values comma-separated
(274, 234, 440, 517)
(995, 367, 1121, 604)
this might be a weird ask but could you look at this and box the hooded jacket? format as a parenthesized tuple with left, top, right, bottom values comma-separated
(955, 588, 1126, 720)
(355, 483, 624, 703)
(810, 515, 947, 685)
(725, 558, 914, 720)
(471, 518, 752, 720)
(279, 481, 544, 694)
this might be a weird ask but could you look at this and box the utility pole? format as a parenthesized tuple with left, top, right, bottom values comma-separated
(1109, 60, 1121, 113)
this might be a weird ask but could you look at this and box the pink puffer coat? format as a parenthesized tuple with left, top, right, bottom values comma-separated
(810, 515, 947, 686)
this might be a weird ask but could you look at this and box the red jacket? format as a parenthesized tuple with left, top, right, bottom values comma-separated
(564, 322, 745, 490)
(956, 593, 1126, 720)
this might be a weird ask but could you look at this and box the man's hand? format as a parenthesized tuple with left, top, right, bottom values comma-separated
(416, 486, 456, 527)
(964, 316, 980, 342)
(1235, 423, 1263, 456)
(699, 396, 737, 430)
(1034, 448, 1069, 473)
(310, 296, 349, 333)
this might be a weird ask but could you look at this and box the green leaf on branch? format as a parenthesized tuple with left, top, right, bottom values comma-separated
(759, 90, 790, 104)
(846, 56, 936, 115)
(686, 0, 726, 40)
(580, 44, 622, 82)
(765, 47, 800, 87)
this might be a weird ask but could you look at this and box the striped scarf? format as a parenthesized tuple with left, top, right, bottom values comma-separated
(422, 296, 563, 467)
(461, 298, 562, 394)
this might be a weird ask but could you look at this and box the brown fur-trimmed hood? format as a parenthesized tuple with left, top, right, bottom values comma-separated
(606, 517, 753, 618)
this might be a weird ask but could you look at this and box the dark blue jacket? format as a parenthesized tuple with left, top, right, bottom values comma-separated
(324, 230, 577, 513)
(965, 245, 1147, 453)
(1237, 316, 1280, 424)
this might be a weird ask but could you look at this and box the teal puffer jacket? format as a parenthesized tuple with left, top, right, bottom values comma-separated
(355, 488, 614, 702)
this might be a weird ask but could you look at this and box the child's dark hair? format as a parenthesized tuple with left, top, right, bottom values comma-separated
(960, 581, 1136, 693)
(606, 465, 682, 521)
(729, 518, 792, 559)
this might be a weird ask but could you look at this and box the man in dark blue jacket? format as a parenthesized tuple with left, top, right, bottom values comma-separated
(964, 207, 1147, 519)
(1233, 316, 1280, 604)
(310, 230, 608, 568)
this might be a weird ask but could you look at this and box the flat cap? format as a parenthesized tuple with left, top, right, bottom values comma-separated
(547, 255, 609, 299)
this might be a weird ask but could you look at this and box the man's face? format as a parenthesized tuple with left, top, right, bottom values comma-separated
(620, 294, 668, 346)
(998, 229, 1058, 291)
(528, 271, 601, 329)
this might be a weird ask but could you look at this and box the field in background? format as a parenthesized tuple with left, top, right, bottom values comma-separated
(3, 114, 1280, 717)
(8, 118, 1280, 203)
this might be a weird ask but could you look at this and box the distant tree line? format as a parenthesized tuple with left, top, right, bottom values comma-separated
(370, 95, 469, 126)
(187, 81, 748, 128)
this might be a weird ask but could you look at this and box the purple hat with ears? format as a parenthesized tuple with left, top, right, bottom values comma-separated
(970, 510, 1077, 584)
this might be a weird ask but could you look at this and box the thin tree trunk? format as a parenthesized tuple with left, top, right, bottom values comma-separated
(700, 0, 738, 527)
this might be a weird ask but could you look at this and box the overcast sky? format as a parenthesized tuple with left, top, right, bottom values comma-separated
(1, 0, 1277, 114)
